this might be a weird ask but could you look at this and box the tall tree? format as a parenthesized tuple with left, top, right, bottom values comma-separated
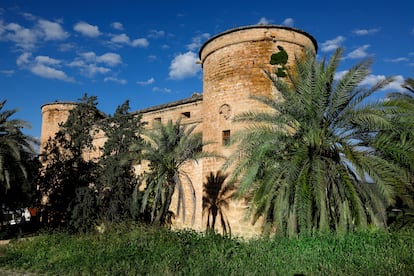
(136, 119, 214, 226)
(97, 100, 145, 222)
(0, 100, 39, 211)
(38, 94, 102, 231)
(225, 48, 414, 236)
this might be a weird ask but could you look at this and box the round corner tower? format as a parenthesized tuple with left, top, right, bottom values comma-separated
(40, 102, 77, 153)
(199, 24, 317, 179)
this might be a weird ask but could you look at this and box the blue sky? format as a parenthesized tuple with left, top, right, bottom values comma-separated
(1, 0, 413, 142)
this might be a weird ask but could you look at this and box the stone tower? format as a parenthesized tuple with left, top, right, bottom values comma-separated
(40, 102, 77, 152)
(199, 25, 317, 235)
(199, 24, 317, 177)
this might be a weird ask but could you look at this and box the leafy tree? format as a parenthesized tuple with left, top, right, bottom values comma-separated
(38, 94, 102, 231)
(202, 170, 234, 235)
(97, 100, 145, 222)
(373, 77, 414, 229)
(225, 48, 414, 236)
(136, 119, 214, 226)
(0, 100, 39, 220)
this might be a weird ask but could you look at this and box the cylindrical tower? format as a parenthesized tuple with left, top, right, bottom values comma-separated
(40, 102, 77, 153)
(199, 25, 317, 236)
(199, 24, 317, 174)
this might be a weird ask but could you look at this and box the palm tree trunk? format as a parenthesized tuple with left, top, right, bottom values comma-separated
(154, 182, 175, 225)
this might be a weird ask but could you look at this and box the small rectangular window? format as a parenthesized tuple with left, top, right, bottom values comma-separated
(153, 117, 161, 126)
(222, 130, 231, 146)
(181, 111, 191, 118)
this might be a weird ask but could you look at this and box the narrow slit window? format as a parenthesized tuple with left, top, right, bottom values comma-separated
(222, 130, 231, 146)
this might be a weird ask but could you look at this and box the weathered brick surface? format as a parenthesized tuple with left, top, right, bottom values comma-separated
(40, 25, 316, 238)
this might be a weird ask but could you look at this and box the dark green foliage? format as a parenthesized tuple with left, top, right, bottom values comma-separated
(269, 45, 288, 77)
(225, 48, 414, 236)
(0, 100, 39, 224)
(136, 119, 215, 226)
(1, 225, 413, 275)
(202, 171, 234, 235)
(97, 100, 145, 222)
(38, 94, 101, 231)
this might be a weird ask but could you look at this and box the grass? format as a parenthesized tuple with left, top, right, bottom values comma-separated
(0, 223, 413, 275)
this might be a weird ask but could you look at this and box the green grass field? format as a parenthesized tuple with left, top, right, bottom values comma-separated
(0, 223, 413, 275)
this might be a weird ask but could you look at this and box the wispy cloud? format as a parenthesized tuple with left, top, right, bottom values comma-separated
(1, 21, 38, 50)
(73, 21, 101, 37)
(345, 44, 370, 59)
(257, 17, 273, 25)
(352, 28, 380, 36)
(104, 76, 127, 84)
(282, 18, 294, 27)
(111, 33, 149, 47)
(384, 57, 409, 63)
(321, 36, 345, 52)
(187, 33, 210, 51)
(169, 51, 201, 80)
(69, 52, 122, 77)
(148, 29, 165, 39)
(16, 52, 74, 82)
(110, 22, 123, 31)
(361, 74, 405, 92)
(37, 19, 69, 40)
(0, 69, 14, 76)
(152, 87, 172, 93)
(137, 77, 155, 85)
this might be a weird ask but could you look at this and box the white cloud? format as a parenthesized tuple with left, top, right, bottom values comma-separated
(104, 76, 127, 84)
(137, 77, 155, 85)
(35, 55, 62, 65)
(257, 17, 273, 25)
(30, 64, 74, 82)
(384, 57, 409, 63)
(59, 43, 75, 52)
(16, 52, 32, 66)
(152, 87, 172, 93)
(334, 70, 348, 81)
(2, 22, 38, 49)
(352, 28, 380, 36)
(74, 21, 101, 37)
(77, 52, 122, 66)
(96, 53, 122, 66)
(111, 22, 123, 30)
(82, 64, 110, 77)
(187, 33, 210, 51)
(37, 19, 69, 40)
(169, 51, 201, 80)
(361, 74, 405, 92)
(111, 33, 149, 47)
(16, 52, 73, 82)
(321, 36, 345, 52)
(0, 69, 14, 76)
(282, 18, 294, 27)
(337, 72, 405, 92)
(346, 44, 370, 59)
(148, 29, 165, 38)
(131, 38, 149, 47)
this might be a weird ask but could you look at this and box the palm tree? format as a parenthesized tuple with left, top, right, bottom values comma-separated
(224, 48, 414, 236)
(136, 119, 215, 226)
(202, 170, 234, 235)
(0, 100, 37, 197)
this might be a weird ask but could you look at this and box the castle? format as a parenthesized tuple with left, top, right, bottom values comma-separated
(40, 25, 317, 237)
